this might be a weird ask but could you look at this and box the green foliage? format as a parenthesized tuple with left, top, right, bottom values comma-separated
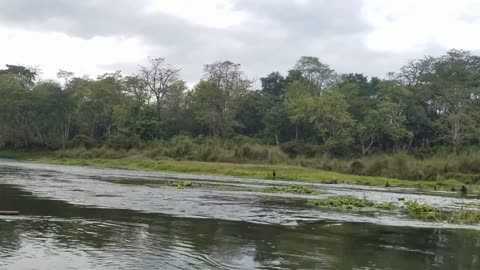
(71, 135, 95, 148)
(262, 185, 318, 194)
(404, 201, 438, 220)
(377, 202, 397, 211)
(404, 201, 480, 224)
(309, 196, 480, 224)
(350, 160, 365, 175)
(168, 181, 193, 189)
(260, 72, 286, 97)
(309, 196, 376, 210)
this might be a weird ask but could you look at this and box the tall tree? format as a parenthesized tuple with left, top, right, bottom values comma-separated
(260, 72, 287, 98)
(293, 56, 336, 92)
(140, 57, 181, 118)
(189, 60, 251, 139)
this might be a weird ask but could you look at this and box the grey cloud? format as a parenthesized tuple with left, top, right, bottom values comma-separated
(0, 0, 451, 85)
(0, 0, 201, 43)
(231, 0, 370, 37)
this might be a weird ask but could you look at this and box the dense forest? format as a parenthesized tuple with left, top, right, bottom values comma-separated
(1, 49, 479, 161)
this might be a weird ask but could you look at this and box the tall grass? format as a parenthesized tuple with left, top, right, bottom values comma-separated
(52, 137, 480, 183)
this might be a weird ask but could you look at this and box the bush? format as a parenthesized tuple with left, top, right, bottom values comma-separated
(233, 144, 269, 161)
(106, 130, 140, 150)
(350, 160, 365, 175)
(280, 141, 322, 158)
(167, 135, 195, 159)
(71, 135, 96, 149)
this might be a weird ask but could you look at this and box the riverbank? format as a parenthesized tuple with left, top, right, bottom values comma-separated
(0, 150, 474, 192)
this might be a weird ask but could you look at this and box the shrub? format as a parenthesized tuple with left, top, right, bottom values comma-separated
(280, 141, 321, 158)
(106, 132, 140, 150)
(350, 160, 365, 175)
(71, 135, 95, 149)
(268, 147, 288, 164)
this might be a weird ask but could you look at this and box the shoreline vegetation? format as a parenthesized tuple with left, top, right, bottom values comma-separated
(2, 152, 479, 224)
(3, 149, 480, 224)
(1, 149, 478, 193)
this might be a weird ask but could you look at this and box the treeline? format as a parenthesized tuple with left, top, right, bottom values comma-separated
(1, 49, 479, 158)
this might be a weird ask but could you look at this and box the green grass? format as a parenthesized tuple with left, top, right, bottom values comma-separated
(168, 181, 193, 189)
(0, 150, 474, 190)
(262, 185, 320, 195)
(404, 200, 480, 224)
(309, 195, 396, 211)
(102, 177, 322, 195)
(309, 196, 480, 224)
(33, 157, 430, 186)
(0, 150, 48, 160)
(309, 196, 374, 209)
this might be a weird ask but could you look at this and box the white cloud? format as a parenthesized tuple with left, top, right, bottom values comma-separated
(0, 26, 151, 79)
(363, 0, 480, 52)
(144, 0, 248, 28)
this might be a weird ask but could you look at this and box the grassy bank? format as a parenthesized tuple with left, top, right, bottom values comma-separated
(0, 150, 474, 191)
(23, 141, 480, 185)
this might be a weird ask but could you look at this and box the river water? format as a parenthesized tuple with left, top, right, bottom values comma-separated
(0, 160, 479, 269)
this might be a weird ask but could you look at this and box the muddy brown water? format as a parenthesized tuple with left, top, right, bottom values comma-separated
(0, 160, 479, 270)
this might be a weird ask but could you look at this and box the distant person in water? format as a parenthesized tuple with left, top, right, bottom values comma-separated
(461, 185, 468, 196)
(273, 170, 276, 180)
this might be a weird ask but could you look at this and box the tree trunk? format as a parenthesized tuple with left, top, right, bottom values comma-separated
(361, 128, 376, 157)
(62, 113, 71, 151)
(32, 123, 43, 145)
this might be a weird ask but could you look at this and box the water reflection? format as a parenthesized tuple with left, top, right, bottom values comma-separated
(0, 183, 479, 269)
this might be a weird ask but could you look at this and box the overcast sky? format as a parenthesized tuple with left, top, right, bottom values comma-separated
(0, 0, 479, 85)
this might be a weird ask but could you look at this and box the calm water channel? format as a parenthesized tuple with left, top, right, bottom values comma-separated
(0, 160, 479, 269)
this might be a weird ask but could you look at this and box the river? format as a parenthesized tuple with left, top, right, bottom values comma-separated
(0, 160, 479, 269)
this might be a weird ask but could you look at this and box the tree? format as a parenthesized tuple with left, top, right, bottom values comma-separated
(203, 60, 251, 97)
(293, 56, 336, 92)
(0, 64, 38, 88)
(190, 80, 237, 138)
(285, 81, 316, 141)
(260, 72, 287, 98)
(234, 91, 268, 136)
(0, 73, 30, 148)
(287, 90, 354, 154)
(189, 60, 251, 139)
(1, 49, 480, 159)
(417, 50, 480, 153)
(163, 80, 188, 137)
(262, 103, 291, 145)
(395, 57, 435, 88)
(140, 57, 181, 118)
(123, 75, 150, 109)
(307, 92, 355, 154)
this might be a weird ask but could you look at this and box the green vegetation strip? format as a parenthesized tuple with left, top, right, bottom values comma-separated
(309, 196, 480, 224)
(309, 196, 396, 211)
(404, 201, 480, 224)
(262, 185, 320, 195)
(110, 177, 321, 195)
(1, 151, 472, 191)
(168, 181, 193, 189)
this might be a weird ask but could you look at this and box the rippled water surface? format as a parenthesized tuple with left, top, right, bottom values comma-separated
(0, 160, 479, 269)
